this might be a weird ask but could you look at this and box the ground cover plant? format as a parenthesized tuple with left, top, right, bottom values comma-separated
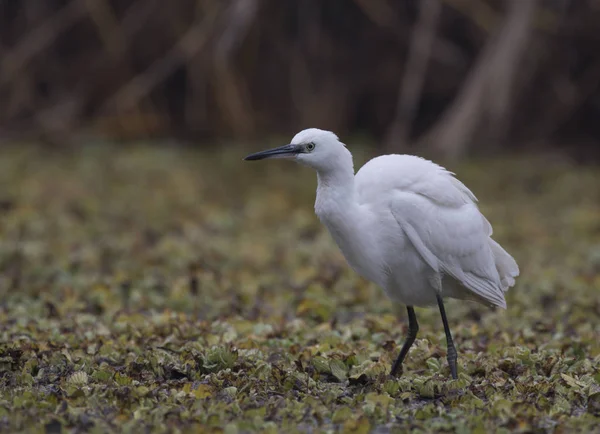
(0, 143, 598, 433)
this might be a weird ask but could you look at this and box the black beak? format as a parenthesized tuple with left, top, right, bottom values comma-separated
(244, 144, 302, 161)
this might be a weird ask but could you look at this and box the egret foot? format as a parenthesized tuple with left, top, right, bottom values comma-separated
(437, 294, 458, 380)
(390, 306, 419, 377)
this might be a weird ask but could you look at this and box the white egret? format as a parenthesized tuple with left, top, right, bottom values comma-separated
(244, 128, 519, 379)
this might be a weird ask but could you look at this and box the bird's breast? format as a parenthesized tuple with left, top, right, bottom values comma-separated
(315, 202, 388, 287)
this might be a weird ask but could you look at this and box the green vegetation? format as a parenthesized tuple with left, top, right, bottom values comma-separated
(0, 144, 598, 433)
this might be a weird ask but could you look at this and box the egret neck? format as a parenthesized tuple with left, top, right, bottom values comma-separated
(312, 149, 382, 285)
(313, 146, 357, 228)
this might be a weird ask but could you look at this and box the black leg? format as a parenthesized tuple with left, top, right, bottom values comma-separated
(390, 306, 419, 376)
(436, 294, 458, 379)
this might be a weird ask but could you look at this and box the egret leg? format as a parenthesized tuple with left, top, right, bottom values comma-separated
(390, 306, 419, 377)
(436, 294, 458, 379)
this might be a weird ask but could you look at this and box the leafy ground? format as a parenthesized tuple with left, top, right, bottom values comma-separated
(0, 143, 598, 433)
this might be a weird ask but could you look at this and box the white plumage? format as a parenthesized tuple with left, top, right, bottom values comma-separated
(244, 128, 519, 379)
(355, 154, 518, 308)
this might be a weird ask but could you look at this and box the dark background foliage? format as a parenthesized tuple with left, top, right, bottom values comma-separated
(1, 0, 599, 158)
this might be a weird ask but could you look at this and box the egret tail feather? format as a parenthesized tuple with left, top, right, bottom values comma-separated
(489, 239, 519, 290)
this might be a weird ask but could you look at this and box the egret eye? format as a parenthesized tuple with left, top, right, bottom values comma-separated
(306, 142, 316, 152)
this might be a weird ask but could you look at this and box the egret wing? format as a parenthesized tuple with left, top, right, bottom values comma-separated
(355, 154, 512, 307)
(390, 190, 507, 308)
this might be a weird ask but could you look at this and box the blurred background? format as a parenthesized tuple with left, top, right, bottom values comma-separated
(1, 0, 599, 159)
(1, 2, 599, 431)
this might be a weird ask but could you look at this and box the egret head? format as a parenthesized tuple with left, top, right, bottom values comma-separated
(244, 128, 352, 173)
